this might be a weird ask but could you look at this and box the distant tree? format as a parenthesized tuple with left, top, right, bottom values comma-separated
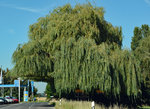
(141, 25, 150, 38)
(131, 24, 150, 51)
(131, 27, 142, 51)
(0, 68, 18, 97)
(0, 68, 38, 99)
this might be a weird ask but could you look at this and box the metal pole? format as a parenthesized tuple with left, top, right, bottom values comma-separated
(18, 78, 20, 103)
(10, 87, 12, 97)
(28, 80, 29, 99)
(31, 81, 34, 101)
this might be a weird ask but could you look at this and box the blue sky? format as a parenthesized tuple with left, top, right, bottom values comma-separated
(0, 0, 150, 93)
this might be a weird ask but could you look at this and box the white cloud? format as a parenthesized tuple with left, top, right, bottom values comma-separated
(144, 0, 150, 5)
(0, 3, 49, 14)
(15, 7, 46, 14)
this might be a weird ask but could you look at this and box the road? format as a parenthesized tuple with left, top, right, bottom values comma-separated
(0, 102, 55, 109)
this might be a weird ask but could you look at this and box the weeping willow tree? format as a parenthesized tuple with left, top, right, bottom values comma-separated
(130, 25, 150, 103)
(134, 35, 150, 102)
(135, 36, 150, 83)
(12, 3, 142, 101)
(54, 37, 141, 100)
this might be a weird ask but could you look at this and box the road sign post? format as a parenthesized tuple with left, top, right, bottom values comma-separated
(28, 80, 29, 99)
(18, 78, 20, 103)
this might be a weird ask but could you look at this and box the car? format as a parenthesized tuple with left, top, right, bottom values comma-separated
(0, 98, 4, 104)
(0, 97, 8, 104)
(4, 97, 13, 103)
(10, 97, 19, 103)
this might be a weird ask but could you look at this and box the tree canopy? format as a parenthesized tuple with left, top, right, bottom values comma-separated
(12, 4, 142, 101)
(12, 4, 122, 81)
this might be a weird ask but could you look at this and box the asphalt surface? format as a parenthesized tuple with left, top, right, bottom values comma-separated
(0, 102, 55, 109)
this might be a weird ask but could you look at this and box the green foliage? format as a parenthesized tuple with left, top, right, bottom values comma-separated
(45, 81, 56, 98)
(131, 24, 150, 103)
(12, 42, 54, 82)
(131, 24, 150, 51)
(135, 36, 150, 102)
(135, 36, 150, 74)
(12, 3, 142, 101)
(12, 4, 122, 79)
(54, 39, 141, 99)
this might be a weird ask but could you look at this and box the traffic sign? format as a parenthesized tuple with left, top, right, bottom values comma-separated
(14, 80, 19, 87)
